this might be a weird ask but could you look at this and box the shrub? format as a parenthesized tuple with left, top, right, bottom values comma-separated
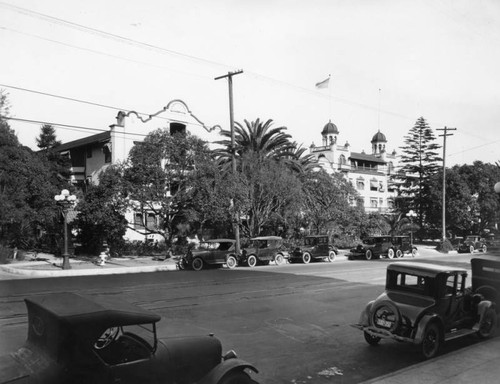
(437, 238, 454, 253)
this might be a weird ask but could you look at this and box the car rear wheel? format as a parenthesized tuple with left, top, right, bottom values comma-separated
(477, 308, 497, 338)
(364, 331, 381, 346)
(328, 251, 336, 262)
(219, 371, 254, 384)
(302, 252, 311, 264)
(411, 247, 418, 257)
(275, 254, 284, 265)
(192, 257, 204, 271)
(421, 323, 441, 359)
(226, 255, 237, 269)
(396, 249, 403, 258)
(387, 248, 395, 259)
(365, 249, 373, 260)
(247, 255, 257, 267)
(469, 245, 475, 253)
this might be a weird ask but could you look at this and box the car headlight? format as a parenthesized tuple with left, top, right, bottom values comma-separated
(223, 350, 238, 360)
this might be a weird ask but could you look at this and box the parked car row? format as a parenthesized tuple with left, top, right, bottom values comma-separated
(177, 235, 339, 271)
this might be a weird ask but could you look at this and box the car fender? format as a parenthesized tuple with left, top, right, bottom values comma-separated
(357, 300, 375, 326)
(414, 314, 443, 344)
(197, 358, 258, 384)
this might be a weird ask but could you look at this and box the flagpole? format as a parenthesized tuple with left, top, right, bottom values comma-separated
(328, 74, 332, 118)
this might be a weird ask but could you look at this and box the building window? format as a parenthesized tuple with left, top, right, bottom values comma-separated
(370, 179, 378, 191)
(387, 198, 394, 209)
(370, 198, 378, 208)
(146, 213, 156, 230)
(379, 198, 384, 207)
(134, 213, 144, 229)
(356, 178, 365, 190)
(339, 154, 346, 164)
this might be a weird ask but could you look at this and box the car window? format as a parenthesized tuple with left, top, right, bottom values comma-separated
(391, 272, 430, 295)
(445, 275, 457, 295)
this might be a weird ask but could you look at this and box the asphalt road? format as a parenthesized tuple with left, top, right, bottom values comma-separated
(0, 249, 482, 384)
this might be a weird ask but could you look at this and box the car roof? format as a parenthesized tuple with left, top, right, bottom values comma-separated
(25, 292, 161, 327)
(388, 262, 467, 277)
(250, 236, 282, 240)
(203, 239, 235, 243)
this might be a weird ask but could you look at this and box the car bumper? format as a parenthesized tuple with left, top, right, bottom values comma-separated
(351, 324, 415, 343)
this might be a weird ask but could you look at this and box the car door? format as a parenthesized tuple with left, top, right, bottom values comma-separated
(315, 237, 328, 256)
(213, 242, 233, 264)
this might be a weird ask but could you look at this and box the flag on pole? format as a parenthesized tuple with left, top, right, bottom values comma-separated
(315, 76, 330, 89)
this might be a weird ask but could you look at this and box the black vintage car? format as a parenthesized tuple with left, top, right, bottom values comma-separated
(289, 235, 338, 263)
(178, 239, 238, 271)
(348, 236, 417, 260)
(458, 235, 487, 254)
(239, 236, 288, 267)
(352, 260, 497, 359)
(0, 293, 257, 384)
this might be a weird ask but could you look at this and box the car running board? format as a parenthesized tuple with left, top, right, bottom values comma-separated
(444, 328, 477, 341)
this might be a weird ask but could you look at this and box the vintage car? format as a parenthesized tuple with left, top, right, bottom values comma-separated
(458, 235, 487, 254)
(0, 292, 258, 384)
(390, 236, 418, 258)
(352, 261, 497, 359)
(178, 239, 238, 271)
(289, 235, 338, 263)
(348, 236, 417, 260)
(239, 236, 288, 267)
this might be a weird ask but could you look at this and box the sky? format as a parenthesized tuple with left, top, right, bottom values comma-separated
(1, 0, 499, 166)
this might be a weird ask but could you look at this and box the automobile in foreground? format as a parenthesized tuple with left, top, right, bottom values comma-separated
(458, 235, 487, 254)
(0, 292, 257, 383)
(352, 260, 497, 359)
(348, 236, 417, 260)
(178, 239, 238, 271)
(289, 235, 338, 263)
(239, 236, 288, 267)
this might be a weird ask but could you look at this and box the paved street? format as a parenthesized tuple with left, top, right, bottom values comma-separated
(0, 249, 488, 383)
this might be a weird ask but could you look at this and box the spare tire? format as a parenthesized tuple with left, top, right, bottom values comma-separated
(371, 301, 400, 332)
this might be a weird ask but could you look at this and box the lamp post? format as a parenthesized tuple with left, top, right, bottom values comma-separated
(54, 189, 76, 270)
(406, 210, 417, 248)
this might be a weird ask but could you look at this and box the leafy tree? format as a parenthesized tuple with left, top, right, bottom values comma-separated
(395, 117, 442, 231)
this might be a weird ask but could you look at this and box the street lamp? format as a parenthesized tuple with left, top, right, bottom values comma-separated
(54, 189, 77, 270)
(406, 210, 417, 248)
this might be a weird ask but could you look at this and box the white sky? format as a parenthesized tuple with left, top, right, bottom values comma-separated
(1, 0, 499, 166)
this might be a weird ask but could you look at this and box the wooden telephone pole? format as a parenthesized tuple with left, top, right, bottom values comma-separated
(436, 126, 456, 242)
(215, 69, 243, 255)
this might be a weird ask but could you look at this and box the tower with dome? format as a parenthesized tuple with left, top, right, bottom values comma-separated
(309, 120, 400, 213)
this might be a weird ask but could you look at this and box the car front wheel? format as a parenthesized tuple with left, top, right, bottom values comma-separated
(226, 255, 237, 269)
(328, 251, 336, 262)
(364, 331, 381, 346)
(247, 255, 257, 267)
(275, 254, 284, 265)
(477, 308, 497, 338)
(396, 249, 403, 258)
(421, 323, 441, 359)
(469, 245, 475, 253)
(192, 257, 204, 271)
(302, 252, 311, 264)
(387, 248, 395, 259)
(481, 245, 487, 253)
(365, 249, 373, 260)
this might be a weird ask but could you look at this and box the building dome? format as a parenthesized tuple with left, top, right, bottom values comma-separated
(371, 130, 387, 143)
(321, 120, 339, 135)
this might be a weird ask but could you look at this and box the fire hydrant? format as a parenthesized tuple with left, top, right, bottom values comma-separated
(98, 243, 110, 266)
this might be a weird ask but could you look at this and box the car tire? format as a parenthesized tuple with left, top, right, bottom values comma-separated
(275, 254, 284, 265)
(481, 245, 487, 253)
(328, 251, 336, 262)
(226, 255, 237, 269)
(365, 249, 373, 260)
(469, 245, 475, 253)
(421, 323, 441, 359)
(218, 371, 253, 384)
(477, 308, 497, 338)
(364, 331, 381, 346)
(371, 301, 400, 332)
(411, 247, 418, 257)
(302, 252, 311, 264)
(396, 249, 403, 258)
(192, 257, 204, 271)
(247, 255, 257, 267)
(387, 248, 395, 259)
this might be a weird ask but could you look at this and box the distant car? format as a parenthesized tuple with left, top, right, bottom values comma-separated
(352, 261, 497, 359)
(0, 293, 258, 384)
(240, 236, 288, 267)
(458, 235, 487, 254)
(348, 236, 390, 260)
(390, 236, 418, 258)
(289, 235, 338, 263)
(178, 239, 238, 271)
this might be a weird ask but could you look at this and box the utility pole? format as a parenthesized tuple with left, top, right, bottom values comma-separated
(436, 126, 456, 243)
(215, 69, 243, 256)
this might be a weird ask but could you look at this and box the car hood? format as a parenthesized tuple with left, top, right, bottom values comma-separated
(155, 335, 222, 382)
(374, 291, 435, 324)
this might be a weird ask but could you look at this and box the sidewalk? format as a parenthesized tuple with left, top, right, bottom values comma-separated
(0, 253, 178, 279)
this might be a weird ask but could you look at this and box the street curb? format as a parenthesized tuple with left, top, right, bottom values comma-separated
(0, 263, 178, 278)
